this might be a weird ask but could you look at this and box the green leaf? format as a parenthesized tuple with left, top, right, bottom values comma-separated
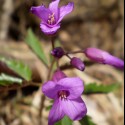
(55, 116, 73, 125)
(84, 83, 120, 94)
(0, 73, 22, 86)
(61, 116, 72, 125)
(79, 115, 96, 125)
(45, 105, 52, 111)
(0, 57, 32, 81)
(55, 120, 62, 125)
(25, 28, 48, 67)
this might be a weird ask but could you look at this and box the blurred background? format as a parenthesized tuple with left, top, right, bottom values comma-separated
(0, 0, 124, 125)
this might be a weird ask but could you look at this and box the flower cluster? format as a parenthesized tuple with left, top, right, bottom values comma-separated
(30, 0, 124, 125)
(51, 47, 124, 70)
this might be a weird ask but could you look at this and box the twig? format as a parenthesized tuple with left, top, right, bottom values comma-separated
(39, 94, 46, 125)
(0, 82, 41, 92)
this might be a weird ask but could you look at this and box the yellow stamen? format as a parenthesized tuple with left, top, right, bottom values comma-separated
(48, 13, 55, 25)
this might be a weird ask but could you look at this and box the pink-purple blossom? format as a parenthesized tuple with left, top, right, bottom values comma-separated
(30, 0, 74, 35)
(84, 47, 124, 69)
(42, 70, 87, 125)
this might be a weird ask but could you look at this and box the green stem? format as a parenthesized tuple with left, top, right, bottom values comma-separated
(51, 37, 55, 49)
(65, 53, 72, 59)
(39, 94, 46, 125)
(47, 58, 56, 80)
(65, 50, 83, 54)
(39, 37, 57, 125)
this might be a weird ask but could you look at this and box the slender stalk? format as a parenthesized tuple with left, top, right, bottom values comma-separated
(47, 58, 56, 80)
(65, 50, 83, 54)
(56, 59, 60, 70)
(65, 53, 72, 59)
(39, 36, 56, 125)
(39, 94, 46, 125)
(51, 37, 55, 49)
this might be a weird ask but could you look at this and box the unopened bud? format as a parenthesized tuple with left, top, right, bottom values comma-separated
(51, 47, 64, 58)
(84, 47, 124, 69)
(70, 57, 85, 71)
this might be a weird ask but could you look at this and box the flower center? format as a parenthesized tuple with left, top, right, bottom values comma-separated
(58, 90, 69, 100)
(47, 13, 55, 25)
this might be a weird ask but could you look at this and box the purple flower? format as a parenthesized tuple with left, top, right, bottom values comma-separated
(51, 47, 64, 58)
(84, 47, 124, 69)
(42, 70, 87, 125)
(30, 0, 74, 35)
(70, 57, 85, 71)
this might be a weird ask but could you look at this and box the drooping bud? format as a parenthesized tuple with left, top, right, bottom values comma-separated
(70, 57, 85, 71)
(52, 70, 67, 82)
(84, 47, 124, 69)
(51, 47, 64, 58)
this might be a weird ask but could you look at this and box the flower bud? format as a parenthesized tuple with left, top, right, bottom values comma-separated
(51, 47, 64, 58)
(70, 57, 85, 71)
(84, 47, 124, 69)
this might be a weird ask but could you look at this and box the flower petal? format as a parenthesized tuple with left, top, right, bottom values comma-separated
(40, 23, 60, 35)
(57, 2, 74, 23)
(52, 70, 67, 82)
(61, 97, 87, 120)
(49, 99, 65, 125)
(58, 77, 84, 99)
(49, 0, 60, 21)
(103, 53, 124, 69)
(42, 81, 58, 99)
(30, 5, 51, 22)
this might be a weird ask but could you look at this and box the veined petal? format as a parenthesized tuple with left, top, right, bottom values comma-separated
(49, 99, 65, 125)
(58, 77, 84, 99)
(61, 97, 87, 120)
(49, 0, 60, 21)
(30, 5, 51, 22)
(40, 23, 60, 35)
(57, 2, 74, 23)
(42, 81, 58, 99)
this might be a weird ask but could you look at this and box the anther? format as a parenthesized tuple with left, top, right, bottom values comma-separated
(58, 90, 69, 100)
(48, 20, 51, 24)
(48, 13, 55, 25)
